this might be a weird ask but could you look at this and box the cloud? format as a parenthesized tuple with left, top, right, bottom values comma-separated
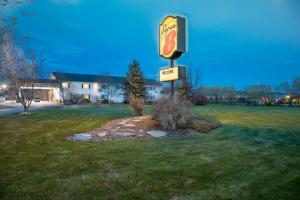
(50, 0, 82, 5)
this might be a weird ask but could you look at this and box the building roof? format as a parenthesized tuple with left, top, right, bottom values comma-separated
(51, 72, 162, 86)
(34, 79, 60, 84)
(33, 79, 60, 87)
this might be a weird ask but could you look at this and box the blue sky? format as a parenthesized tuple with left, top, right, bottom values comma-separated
(5, 0, 300, 88)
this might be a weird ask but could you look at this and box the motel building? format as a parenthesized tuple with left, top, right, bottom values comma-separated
(22, 72, 163, 103)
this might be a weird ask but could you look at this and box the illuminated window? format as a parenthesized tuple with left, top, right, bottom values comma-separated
(82, 94, 89, 100)
(82, 83, 89, 89)
(94, 83, 99, 89)
(62, 82, 69, 89)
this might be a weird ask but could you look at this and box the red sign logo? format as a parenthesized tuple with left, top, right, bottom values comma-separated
(162, 30, 176, 55)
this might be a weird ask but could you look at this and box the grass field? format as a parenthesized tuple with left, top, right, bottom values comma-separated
(0, 104, 300, 200)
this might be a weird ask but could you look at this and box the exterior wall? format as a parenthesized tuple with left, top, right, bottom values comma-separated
(67, 82, 99, 102)
(64, 81, 163, 103)
(52, 88, 60, 102)
(99, 86, 125, 103)
(20, 86, 61, 102)
(12, 76, 163, 103)
(146, 86, 163, 101)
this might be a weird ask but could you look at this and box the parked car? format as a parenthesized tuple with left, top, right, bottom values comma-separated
(33, 98, 41, 102)
(274, 99, 285, 105)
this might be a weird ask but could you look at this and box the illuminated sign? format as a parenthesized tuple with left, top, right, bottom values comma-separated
(159, 16, 186, 59)
(159, 66, 186, 82)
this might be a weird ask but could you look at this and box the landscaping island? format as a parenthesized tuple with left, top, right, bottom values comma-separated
(69, 115, 221, 141)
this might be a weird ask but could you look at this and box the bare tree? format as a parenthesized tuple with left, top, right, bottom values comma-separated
(182, 63, 202, 102)
(187, 64, 202, 90)
(221, 86, 237, 104)
(99, 72, 117, 104)
(276, 78, 300, 106)
(1, 0, 34, 88)
(275, 82, 290, 93)
(52, 71, 74, 104)
(246, 84, 273, 106)
(292, 77, 300, 93)
(176, 78, 192, 100)
(288, 77, 300, 106)
(210, 87, 222, 104)
(227, 86, 237, 104)
(58, 82, 74, 104)
(6, 45, 41, 113)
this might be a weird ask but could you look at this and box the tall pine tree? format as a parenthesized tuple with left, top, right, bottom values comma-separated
(124, 59, 146, 99)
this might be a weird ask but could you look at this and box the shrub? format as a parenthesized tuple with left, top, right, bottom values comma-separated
(69, 93, 82, 104)
(152, 95, 192, 130)
(94, 96, 100, 105)
(63, 99, 73, 105)
(128, 93, 144, 116)
(81, 98, 91, 104)
(101, 99, 109, 104)
(193, 95, 208, 105)
(190, 117, 221, 133)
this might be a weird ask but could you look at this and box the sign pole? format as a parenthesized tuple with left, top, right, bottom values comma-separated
(170, 59, 175, 98)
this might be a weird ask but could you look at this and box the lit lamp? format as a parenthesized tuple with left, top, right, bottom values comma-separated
(286, 95, 290, 99)
(2, 84, 7, 89)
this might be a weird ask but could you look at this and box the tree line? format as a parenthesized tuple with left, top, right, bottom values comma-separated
(176, 66, 300, 106)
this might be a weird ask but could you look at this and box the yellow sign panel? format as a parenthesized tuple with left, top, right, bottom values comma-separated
(159, 16, 186, 59)
(160, 66, 180, 82)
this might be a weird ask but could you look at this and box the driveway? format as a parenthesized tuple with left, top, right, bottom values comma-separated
(0, 101, 62, 116)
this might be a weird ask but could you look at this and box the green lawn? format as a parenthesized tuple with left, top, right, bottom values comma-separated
(0, 104, 300, 200)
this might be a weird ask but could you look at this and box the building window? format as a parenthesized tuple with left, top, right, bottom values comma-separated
(82, 83, 89, 89)
(93, 83, 99, 89)
(147, 87, 156, 91)
(62, 82, 69, 89)
(82, 94, 89, 100)
(101, 84, 107, 89)
(101, 95, 107, 99)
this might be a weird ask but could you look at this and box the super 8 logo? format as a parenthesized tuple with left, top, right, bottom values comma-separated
(159, 16, 186, 59)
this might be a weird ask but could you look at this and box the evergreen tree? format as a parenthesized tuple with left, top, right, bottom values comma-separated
(124, 59, 146, 99)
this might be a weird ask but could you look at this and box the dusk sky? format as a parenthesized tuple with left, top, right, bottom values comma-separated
(4, 0, 300, 88)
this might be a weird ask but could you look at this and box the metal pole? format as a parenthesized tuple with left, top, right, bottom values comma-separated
(171, 81, 174, 97)
(170, 59, 175, 98)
